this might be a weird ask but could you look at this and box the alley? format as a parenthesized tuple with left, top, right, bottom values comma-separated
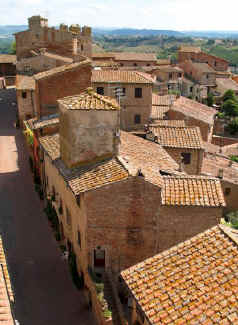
(0, 89, 95, 325)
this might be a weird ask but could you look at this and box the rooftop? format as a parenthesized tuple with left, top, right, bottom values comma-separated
(149, 125, 203, 149)
(157, 65, 183, 73)
(172, 96, 217, 125)
(92, 52, 157, 62)
(34, 59, 91, 80)
(26, 114, 59, 130)
(179, 46, 201, 53)
(216, 77, 238, 94)
(192, 62, 216, 73)
(0, 54, 16, 64)
(162, 175, 225, 207)
(121, 225, 238, 325)
(92, 70, 153, 84)
(0, 236, 14, 324)
(16, 74, 35, 90)
(157, 59, 171, 65)
(150, 106, 169, 120)
(39, 131, 179, 192)
(58, 88, 120, 110)
(152, 94, 176, 106)
(150, 120, 185, 128)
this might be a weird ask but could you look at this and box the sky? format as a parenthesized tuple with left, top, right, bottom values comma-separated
(1, 0, 238, 31)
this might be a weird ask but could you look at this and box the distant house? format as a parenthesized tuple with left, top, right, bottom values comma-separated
(92, 69, 153, 130)
(168, 96, 217, 142)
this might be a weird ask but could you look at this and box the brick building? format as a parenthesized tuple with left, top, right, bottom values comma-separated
(151, 65, 183, 93)
(16, 49, 73, 75)
(17, 58, 92, 125)
(92, 70, 153, 130)
(180, 60, 216, 86)
(147, 125, 204, 174)
(168, 96, 217, 142)
(121, 225, 237, 325)
(14, 15, 92, 60)
(178, 46, 229, 72)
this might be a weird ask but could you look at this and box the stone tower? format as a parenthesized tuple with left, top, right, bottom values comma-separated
(58, 88, 121, 168)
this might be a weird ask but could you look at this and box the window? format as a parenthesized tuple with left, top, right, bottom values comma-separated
(134, 63, 138, 67)
(181, 152, 191, 165)
(81, 44, 84, 51)
(206, 74, 209, 79)
(77, 230, 81, 247)
(51, 186, 56, 201)
(96, 87, 104, 95)
(135, 87, 142, 98)
(214, 61, 217, 67)
(146, 64, 150, 66)
(225, 188, 231, 196)
(122, 88, 126, 95)
(134, 114, 141, 124)
(169, 73, 173, 79)
(94, 248, 105, 268)
(66, 207, 71, 226)
(190, 86, 193, 93)
(178, 73, 182, 78)
(22, 91, 27, 99)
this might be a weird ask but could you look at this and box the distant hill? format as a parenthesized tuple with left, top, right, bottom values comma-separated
(93, 28, 183, 37)
(184, 31, 238, 39)
(0, 25, 27, 38)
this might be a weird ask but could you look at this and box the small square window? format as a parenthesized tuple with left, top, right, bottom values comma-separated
(135, 88, 142, 98)
(97, 87, 104, 95)
(181, 152, 191, 165)
(22, 91, 27, 99)
(134, 114, 141, 124)
(225, 188, 231, 196)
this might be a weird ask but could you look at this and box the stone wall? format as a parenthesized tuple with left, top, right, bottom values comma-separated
(92, 82, 152, 131)
(17, 89, 36, 126)
(164, 147, 204, 175)
(179, 60, 216, 85)
(221, 179, 238, 214)
(158, 206, 222, 252)
(35, 63, 91, 118)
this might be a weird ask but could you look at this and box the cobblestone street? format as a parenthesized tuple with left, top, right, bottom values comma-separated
(0, 88, 95, 325)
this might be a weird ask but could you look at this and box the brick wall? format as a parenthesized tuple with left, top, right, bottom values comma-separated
(115, 60, 156, 67)
(158, 206, 222, 252)
(86, 177, 161, 273)
(36, 63, 91, 118)
(164, 147, 204, 175)
(212, 135, 238, 147)
(168, 109, 213, 142)
(179, 61, 216, 85)
(92, 82, 152, 131)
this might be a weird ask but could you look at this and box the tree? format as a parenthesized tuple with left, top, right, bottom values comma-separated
(222, 89, 237, 102)
(226, 118, 238, 135)
(221, 99, 238, 117)
(207, 93, 214, 107)
(9, 41, 16, 54)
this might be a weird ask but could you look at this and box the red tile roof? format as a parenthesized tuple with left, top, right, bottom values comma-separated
(152, 94, 175, 106)
(92, 70, 153, 84)
(162, 175, 225, 207)
(150, 106, 169, 120)
(121, 225, 238, 325)
(150, 126, 203, 149)
(172, 96, 217, 124)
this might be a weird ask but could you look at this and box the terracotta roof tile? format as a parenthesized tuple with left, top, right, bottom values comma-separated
(162, 175, 226, 207)
(34, 59, 91, 80)
(150, 120, 186, 128)
(0, 237, 14, 324)
(216, 78, 238, 93)
(172, 96, 217, 124)
(121, 225, 238, 325)
(16, 75, 35, 90)
(119, 131, 179, 187)
(152, 94, 176, 106)
(92, 70, 153, 84)
(150, 126, 203, 149)
(192, 62, 216, 73)
(39, 133, 60, 161)
(150, 106, 169, 120)
(0, 55, 16, 64)
(33, 115, 59, 129)
(58, 88, 120, 110)
(114, 52, 157, 62)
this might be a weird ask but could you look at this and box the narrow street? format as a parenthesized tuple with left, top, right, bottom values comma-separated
(0, 88, 95, 325)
